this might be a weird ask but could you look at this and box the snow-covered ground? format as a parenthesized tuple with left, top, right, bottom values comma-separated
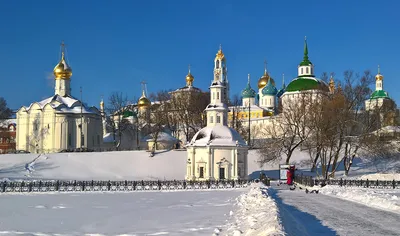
(319, 185, 400, 213)
(0, 149, 291, 181)
(271, 183, 400, 236)
(356, 173, 400, 181)
(0, 183, 283, 236)
(223, 183, 284, 235)
(0, 189, 244, 235)
(0, 148, 398, 182)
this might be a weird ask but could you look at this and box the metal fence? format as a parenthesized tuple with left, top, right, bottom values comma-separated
(0, 179, 256, 193)
(295, 174, 400, 189)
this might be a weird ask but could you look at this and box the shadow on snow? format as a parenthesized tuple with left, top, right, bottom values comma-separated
(269, 188, 337, 236)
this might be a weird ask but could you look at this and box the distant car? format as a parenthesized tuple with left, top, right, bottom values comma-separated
(16, 150, 30, 154)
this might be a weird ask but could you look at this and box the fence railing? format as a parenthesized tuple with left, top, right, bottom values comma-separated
(295, 174, 400, 189)
(0, 179, 256, 193)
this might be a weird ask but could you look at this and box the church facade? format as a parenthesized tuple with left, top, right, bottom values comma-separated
(16, 43, 103, 153)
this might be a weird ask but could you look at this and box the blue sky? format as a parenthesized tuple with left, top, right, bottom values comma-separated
(1, 0, 399, 110)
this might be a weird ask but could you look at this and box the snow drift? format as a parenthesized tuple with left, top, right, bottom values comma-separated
(319, 185, 400, 213)
(222, 183, 284, 236)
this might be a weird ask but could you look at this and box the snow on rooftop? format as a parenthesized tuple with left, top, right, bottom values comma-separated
(23, 95, 98, 114)
(143, 132, 178, 142)
(189, 125, 247, 147)
(0, 119, 16, 128)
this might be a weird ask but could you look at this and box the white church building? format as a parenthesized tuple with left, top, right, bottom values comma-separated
(185, 47, 248, 181)
(16, 42, 103, 153)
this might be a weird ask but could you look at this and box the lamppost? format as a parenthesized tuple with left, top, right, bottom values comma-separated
(77, 117, 90, 150)
(60, 118, 68, 150)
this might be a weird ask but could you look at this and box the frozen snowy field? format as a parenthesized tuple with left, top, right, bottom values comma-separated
(0, 189, 248, 235)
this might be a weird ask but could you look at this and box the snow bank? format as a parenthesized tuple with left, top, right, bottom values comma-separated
(319, 185, 400, 213)
(357, 173, 400, 181)
(0, 150, 283, 181)
(223, 183, 284, 236)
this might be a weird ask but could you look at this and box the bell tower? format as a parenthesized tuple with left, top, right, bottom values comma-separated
(206, 46, 229, 127)
(214, 45, 229, 103)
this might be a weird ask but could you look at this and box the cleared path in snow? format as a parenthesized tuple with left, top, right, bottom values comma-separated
(271, 184, 400, 236)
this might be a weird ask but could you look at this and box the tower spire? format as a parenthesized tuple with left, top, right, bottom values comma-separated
(264, 59, 268, 74)
(60, 40, 65, 59)
(378, 64, 380, 74)
(303, 36, 309, 61)
(140, 80, 147, 97)
(282, 73, 285, 88)
(188, 64, 191, 74)
(248, 73, 250, 84)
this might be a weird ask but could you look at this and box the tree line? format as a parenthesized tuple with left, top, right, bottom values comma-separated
(257, 70, 399, 179)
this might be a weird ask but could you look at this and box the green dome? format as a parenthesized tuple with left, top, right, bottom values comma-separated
(241, 80, 256, 98)
(285, 78, 329, 92)
(262, 79, 277, 95)
(370, 90, 389, 100)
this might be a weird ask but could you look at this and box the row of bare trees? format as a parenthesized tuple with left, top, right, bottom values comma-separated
(258, 70, 399, 179)
(105, 90, 209, 150)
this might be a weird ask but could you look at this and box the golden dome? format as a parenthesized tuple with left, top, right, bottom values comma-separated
(258, 71, 275, 89)
(376, 65, 384, 81)
(137, 90, 151, 109)
(53, 51, 72, 79)
(186, 64, 194, 86)
(215, 45, 226, 61)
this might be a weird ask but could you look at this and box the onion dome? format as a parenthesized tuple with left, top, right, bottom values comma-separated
(53, 42, 72, 79)
(241, 74, 256, 98)
(186, 64, 194, 86)
(299, 37, 312, 66)
(258, 60, 275, 89)
(376, 65, 384, 81)
(285, 78, 329, 92)
(215, 45, 226, 61)
(262, 78, 278, 95)
(137, 90, 151, 109)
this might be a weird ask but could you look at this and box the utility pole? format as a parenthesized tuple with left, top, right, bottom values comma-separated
(80, 86, 84, 149)
(247, 74, 251, 148)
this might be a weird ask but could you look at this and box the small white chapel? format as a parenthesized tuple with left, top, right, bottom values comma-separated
(16, 42, 103, 153)
(185, 47, 249, 181)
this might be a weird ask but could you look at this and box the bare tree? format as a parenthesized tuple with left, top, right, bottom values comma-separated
(0, 97, 12, 119)
(147, 91, 173, 151)
(259, 93, 314, 165)
(169, 90, 209, 142)
(106, 92, 133, 150)
(228, 94, 250, 144)
(28, 113, 49, 154)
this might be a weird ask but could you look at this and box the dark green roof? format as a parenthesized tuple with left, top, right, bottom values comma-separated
(285, 78, 329, 92)
(241, 81, 256, 98)
(122, 110, 136, 118)
(370, 90, 389, 100)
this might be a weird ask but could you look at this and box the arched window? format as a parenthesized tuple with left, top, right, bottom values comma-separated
(217, 92, 219, 100)
(301, 68, 303, 74)
(216, 60, 220, 68)
(306, 67, 309, 74)
(217, 115, 221, 123)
